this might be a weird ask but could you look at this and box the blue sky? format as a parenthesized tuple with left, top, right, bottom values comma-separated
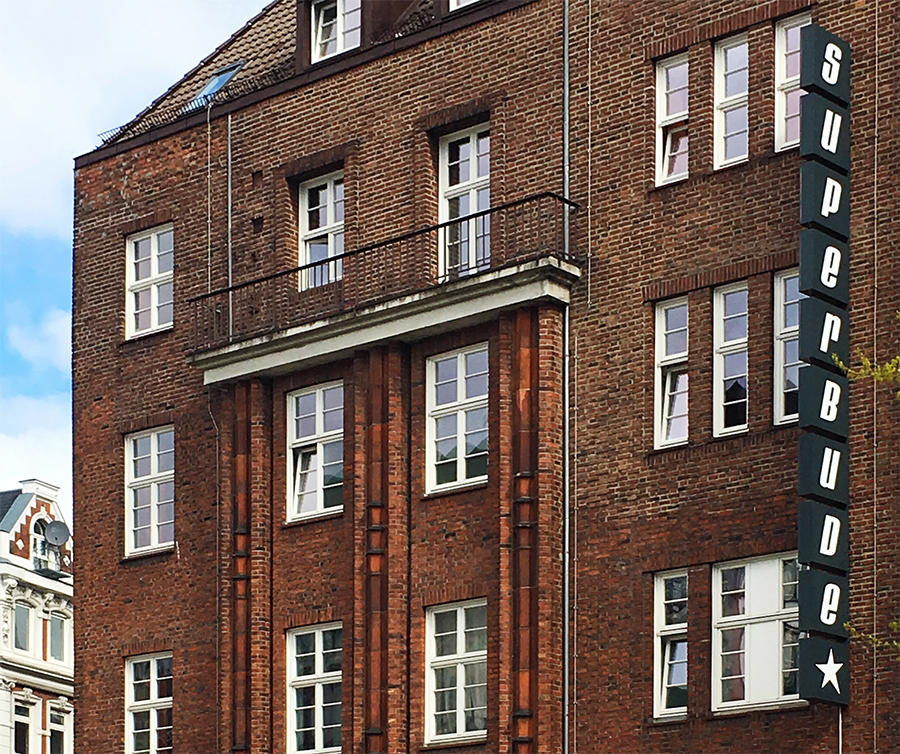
(0, 0, 269, 522)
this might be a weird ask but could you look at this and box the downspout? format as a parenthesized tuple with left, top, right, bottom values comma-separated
(561, 0, 572, 750)
(227, 114, 234, 338)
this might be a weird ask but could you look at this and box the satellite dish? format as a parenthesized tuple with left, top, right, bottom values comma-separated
(44, 521, 70, 546)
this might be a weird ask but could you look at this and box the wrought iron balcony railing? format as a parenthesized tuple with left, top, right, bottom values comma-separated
(190, 192, 579, 353)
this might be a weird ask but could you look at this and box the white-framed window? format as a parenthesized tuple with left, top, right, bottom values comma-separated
(48, 706, 70, 754)
(125, 426, 175, 555)
(287, 383, 344, 520)
(775, 15, 811, 151)
(449, 0, 483, 8)
(13, 602, 31, 652)
(774, 269, 804, 424)
(299, 172, 344, 290)
(655, 55, 689, 185)
(126, 225, 174, 339)
(714, 37, 749, 168)
(713, 283, 748, 436)
(712, 553, 800, 710)
(439, 126, 491, 280)
(426, 345, 489, 492)
(425, 600, 488, 744)
(31, 518, 50, 570)
(311, 0, 360, 62)
(126, 653, 173, 754)
(13, 702, 32, 754)
(654, 299, 689, 447)
(49, 611, 67, 662)
(287, 623, 342, 754)
(654, 571, 688, 717)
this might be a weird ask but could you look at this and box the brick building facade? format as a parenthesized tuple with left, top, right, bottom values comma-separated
(72, 0, 898, 752)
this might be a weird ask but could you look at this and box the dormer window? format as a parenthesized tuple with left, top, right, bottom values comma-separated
(312, 0, 361, 62)
(186, 61, 243, 111)
(32, 519, 49, 571)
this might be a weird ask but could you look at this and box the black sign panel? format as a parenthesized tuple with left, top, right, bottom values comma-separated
(799, 366, 849, 439)
(799, 297, 849, 370)
(799, 230, 849, 307)
(798, 433, 849, 506)
(800, 94, 850, 174)
(799, 636, 849, 704)
(800, 161, 850, 240)
(799, 499, 849, 572)
(799, 569, 848, 636)
(800, 25, 851, 106)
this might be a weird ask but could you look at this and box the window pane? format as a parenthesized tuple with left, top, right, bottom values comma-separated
(721, 567, 745, 616)
(50, 615, 65, 661)
(14, 604, 29, 650)
(664, 575, 688, 624)
(666, 129, 689, 177)
(134, 238, 152, 280)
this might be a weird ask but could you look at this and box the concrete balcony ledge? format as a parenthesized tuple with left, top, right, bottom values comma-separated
(191, 255, 580, 385)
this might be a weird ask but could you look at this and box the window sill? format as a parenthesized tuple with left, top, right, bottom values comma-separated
(283, 508, 343, 528)
(709, 698, 808, 717)
(423, 479, 489, 500)
(124, 323, 174, 342)
(648, 712, 687, 726)
(775, 142, 800, 154)
(422, 732, 488, 750)
(714, 156, 749, 172)
(654, 174, 688, 189)
(121, 544, 175, 562)
(712, 426, 748, 440)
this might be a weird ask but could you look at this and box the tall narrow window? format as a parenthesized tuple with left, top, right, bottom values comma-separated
(287, 623, 342, 753)
(439, 126, 490, 280)
(14, 603, 30, 651)
(774, 269, 803, 424)
(311, 0, 361, 62)
(288, 383, 344, 520)
(655, 299, 689, 447)
(714, 37, 749, 168)
(14, 704, 30, 754)
(656, 55, 689, 184)
(712, 554, 799, 709)
(126, 225, 174, 339)
(654, 572, 688, 717)
(48, 709, 68, 754)
(32, 519, 49, 570)
(714, 283, 748, 436)
(50, 612, 66, 662)
(299, 172, 344, 290)
(425, 600, 488, 744)
(125, 427, 175, 555)
(426, 345, 489, 492)
(775, 15, 810, 151)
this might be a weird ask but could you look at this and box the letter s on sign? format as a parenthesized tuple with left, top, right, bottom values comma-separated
(822, 43, 842, 85)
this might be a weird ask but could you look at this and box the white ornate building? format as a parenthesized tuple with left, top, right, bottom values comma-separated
(0, 481, 73, 754)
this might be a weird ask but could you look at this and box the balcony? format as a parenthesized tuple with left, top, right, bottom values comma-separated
(190, 192, 581, 384)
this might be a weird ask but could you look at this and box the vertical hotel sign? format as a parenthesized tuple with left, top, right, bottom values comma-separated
(796, 24, 851, 706)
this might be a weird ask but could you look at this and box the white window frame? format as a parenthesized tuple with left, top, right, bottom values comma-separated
(299, 172, 344, 290)
(714, 36, 749, 169)
(438, 125, 491, 281)
(286, 622, 343, 754)
(125, 224, 174, 339)
(654, 298, 689, 448)
(713, 282, 749, 436)
(13, 700, 34, 754)
(125, 652, 173, 754)
(712, 553, 800, 710)
(449, 0, 483, 9)
(31, 516, 53, 571)
(48, 704, 72, 754)
(311, 0, 361, 63)
(774, 269, 804, 425)
(125, 426, 175, 556)
(48, 610, 70, 664)
(13, 602, 33, 654)
(654, 571, 688, 718)
(426, 344, 489, 493)
(774, 14, 811, 152)
(425, 599, 488, 745)
(655, 54, 690, 185)
(287, 382, 344, 521)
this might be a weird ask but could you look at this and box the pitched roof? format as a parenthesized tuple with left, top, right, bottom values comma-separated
(0, 490, 32, 533)
(0, 489, 20, 521)
(103, 0, 296, 144)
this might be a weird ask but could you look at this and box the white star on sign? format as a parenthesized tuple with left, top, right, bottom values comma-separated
(816, 649, 843, 693)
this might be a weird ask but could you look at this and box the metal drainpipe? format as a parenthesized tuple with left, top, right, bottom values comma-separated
(227, 114, 234, 338)
(562, 0, 572, 749)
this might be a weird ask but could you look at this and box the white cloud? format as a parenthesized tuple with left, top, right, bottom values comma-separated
(7, 309, 71, 373)
(0, 0, 269, 240)
(0, 393, 72, 524)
